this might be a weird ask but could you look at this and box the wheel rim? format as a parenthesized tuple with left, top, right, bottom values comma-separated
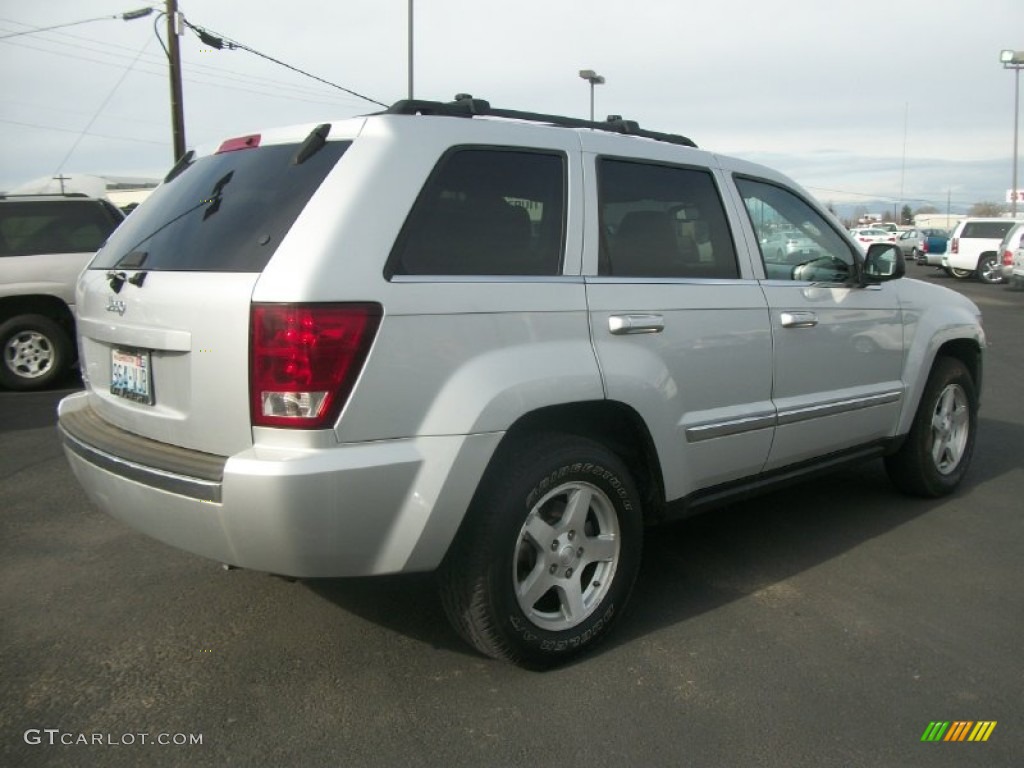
(978, 256, 1000, 283)
(3, 330, 55, 379)
(929, 383, 970, 475)
(513, 481, 620, 632)
(950, 267, 971, 279)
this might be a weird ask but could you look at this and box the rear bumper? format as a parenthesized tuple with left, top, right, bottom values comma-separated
(58, 392, 499, 577)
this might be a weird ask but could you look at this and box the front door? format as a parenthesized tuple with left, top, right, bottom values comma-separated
(733, 177, 904, 471)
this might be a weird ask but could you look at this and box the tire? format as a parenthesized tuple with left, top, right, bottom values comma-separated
(948, 266, 973, 279)
(911, 248, 921, 262)
(0, 314, 72, 391)
(438, 433, 643, 669)
(885, 357, 977, 498)
(976, 253, 1005, 284)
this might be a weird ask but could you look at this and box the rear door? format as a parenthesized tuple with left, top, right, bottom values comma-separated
(583, 149, 774, 500)
(75, 130, 351, 457)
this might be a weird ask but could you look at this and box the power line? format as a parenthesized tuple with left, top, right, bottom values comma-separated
(0, 9, 152, 40)
(0, 117, 166, 146)
(53, 33, 154, 176)
(182, 20, 389, 108)
(0, 23, 369, 110)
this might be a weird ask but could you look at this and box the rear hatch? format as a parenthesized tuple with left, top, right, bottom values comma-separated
(76, 127, 351, 456)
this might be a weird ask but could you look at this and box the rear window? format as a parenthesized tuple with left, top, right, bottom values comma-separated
(960, 221, 1014, 239)
(91, 140, 349, 272)
(0, 200, 122, 257)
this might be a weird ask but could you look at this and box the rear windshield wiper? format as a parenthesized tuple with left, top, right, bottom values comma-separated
(292, 123, 332, 166)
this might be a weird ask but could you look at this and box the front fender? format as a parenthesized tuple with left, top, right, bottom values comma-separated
(896, 279, 985, 435)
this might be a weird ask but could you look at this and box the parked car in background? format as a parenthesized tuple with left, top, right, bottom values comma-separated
(760, 229, 820, 263)
(896, 228, 949, 265)
(0, 193, 124, 389)
(873, 222, 899, 233)
(942, 218, 1016, 283)
(850, 227, 898, 250)
(997, 221, 1024, 286)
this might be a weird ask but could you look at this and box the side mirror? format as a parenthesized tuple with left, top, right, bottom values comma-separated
(861, 243, 905, 284)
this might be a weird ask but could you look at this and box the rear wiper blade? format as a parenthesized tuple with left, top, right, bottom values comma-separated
(292, 123, 331, 165)
(163, 150, 195, 184)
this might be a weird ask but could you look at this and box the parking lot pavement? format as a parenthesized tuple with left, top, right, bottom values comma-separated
(2, 273, 1022, 768)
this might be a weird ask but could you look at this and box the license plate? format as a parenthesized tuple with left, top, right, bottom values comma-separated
(110, 348, 153, 405)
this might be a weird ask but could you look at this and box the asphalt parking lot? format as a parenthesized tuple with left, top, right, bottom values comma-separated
(1, 270, 1021, 768)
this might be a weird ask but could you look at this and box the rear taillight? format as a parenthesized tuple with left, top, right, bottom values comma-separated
(1004, 249, 1014, 266)
(250, 303, 382, 429)
(951, 238, 959, 254)
(921, 241, 929, 252)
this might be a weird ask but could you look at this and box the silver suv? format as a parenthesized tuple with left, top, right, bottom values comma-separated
(58, 96, 985, 668)
(1, 193, 124, 389)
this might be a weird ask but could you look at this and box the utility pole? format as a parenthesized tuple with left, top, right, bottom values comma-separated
(166, 0, 186, 161)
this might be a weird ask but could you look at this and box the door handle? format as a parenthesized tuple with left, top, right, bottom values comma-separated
(608, 314, 665, 335)
(780, 311, 818, 328)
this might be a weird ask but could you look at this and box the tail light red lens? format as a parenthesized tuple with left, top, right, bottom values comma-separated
(1004, 249, 1014, 266)
(250, 303, 382, 429)
(951, 238, 959, 254)
(921, 241, 929, 252)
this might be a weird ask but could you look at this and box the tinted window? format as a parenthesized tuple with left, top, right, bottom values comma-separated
(0, 200, 121, 257)
(736, 177, 856, 283)
(960, 221, 1014, 239)
(597, 159, 738, 278)
(91, 141, 349, 272)
(388, 148, 565, 277)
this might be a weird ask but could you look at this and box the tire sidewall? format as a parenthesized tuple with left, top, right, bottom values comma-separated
(473, 439, 643, 667)
(906, 359, 977, 495)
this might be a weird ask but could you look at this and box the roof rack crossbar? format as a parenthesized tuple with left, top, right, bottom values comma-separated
(383, 95, 697, 148)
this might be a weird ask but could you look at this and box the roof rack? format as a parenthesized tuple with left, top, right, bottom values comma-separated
(383, 94, 697, 148)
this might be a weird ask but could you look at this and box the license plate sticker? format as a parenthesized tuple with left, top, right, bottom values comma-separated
(110, 348, 153, 405)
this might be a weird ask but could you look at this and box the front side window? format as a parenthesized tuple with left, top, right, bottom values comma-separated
(736, 177, 857, 283)
(388, 148, 566, 277)
(597, 158, 739, 279)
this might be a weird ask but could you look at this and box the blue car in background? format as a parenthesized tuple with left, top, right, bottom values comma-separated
(897, 228, 949, 266)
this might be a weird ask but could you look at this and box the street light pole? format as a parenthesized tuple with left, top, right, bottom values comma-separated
(578, 69, 605, 122)
(1001, 49, 1023, 217)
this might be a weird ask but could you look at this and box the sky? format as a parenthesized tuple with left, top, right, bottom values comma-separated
(1, 0, 1021, 213)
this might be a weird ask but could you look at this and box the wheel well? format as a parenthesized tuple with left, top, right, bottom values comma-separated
(934, 339, 983, 398)
(499, 401, 666, 524)
(0, 295, 75, 329)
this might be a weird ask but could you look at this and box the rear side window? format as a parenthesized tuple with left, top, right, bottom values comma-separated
(387, 148, 566, 277)
(91, 141, 349, 272)
(0, 200, 121, 257)
(960, 221, 1014, 239)
(597, 158, 738, 279)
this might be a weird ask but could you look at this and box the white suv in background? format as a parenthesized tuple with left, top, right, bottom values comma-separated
(58, 95, 985, 668)
(942, 217, 1017, 283)
(0, 193, 124, 389)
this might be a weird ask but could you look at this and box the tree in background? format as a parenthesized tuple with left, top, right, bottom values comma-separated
(900, 205, 913, 224)
(968, 202, 1006, 217)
